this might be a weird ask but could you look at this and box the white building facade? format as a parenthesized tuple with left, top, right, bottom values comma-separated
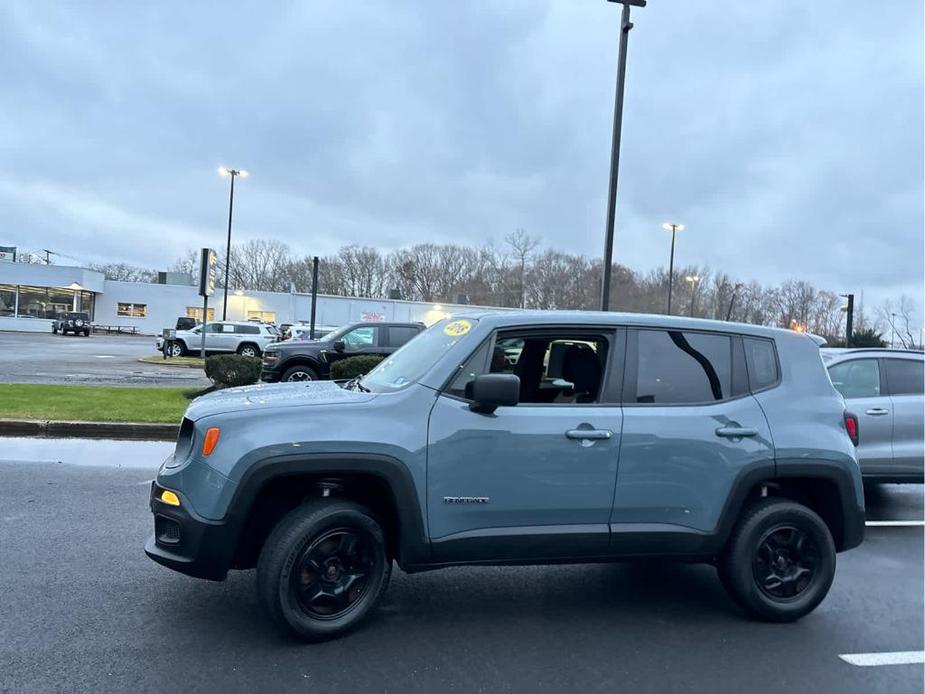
(0, 263, 495, 334)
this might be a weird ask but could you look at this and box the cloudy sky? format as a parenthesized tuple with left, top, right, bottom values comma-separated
(2, 1, 922, 314)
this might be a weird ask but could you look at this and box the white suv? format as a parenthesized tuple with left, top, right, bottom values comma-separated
(156, 321, 279, 358)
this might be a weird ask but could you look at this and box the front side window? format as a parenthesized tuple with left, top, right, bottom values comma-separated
(445, 331, 609, 404)
(883, 359, 924, 396)
(117, 302, 147, 318)
(342, 326, 377, 349)
(634, 330, 733, 404)
(828, 359, 881, 399)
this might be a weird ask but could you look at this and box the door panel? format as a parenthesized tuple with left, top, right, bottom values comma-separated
(890, 395, 924, 476)
(612, 397, 774, 533)
(426, 395, 622, 560)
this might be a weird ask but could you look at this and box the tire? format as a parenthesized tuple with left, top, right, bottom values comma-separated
(83, 329, 91, 337)
(257, 500, 391, 642)
(52, 326, 58, 334)
(282, 365, 319, 382)
(168, 341, 186, 358)
(237, 343, 260, 358)
(719, 499, 836, 622)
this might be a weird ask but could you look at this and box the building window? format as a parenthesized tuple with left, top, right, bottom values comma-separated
(0, 285, 15, 317)
(247, 310, 276, 323)
(17, 285, 74, 319)
(186, 306, 215, 321)
(117, 302, 147, 318)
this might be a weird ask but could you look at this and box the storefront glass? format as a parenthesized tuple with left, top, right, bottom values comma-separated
(0, 285, 15, 316)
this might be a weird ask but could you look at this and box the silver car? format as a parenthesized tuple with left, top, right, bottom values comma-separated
(822, 348, 924, 482)
(155, 321, 279, 358)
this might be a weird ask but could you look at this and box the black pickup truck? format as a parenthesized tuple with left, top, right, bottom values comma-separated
(260, 321, 424, 382)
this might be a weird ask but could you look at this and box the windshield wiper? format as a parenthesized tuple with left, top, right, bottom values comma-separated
(343, 376, 370, 392)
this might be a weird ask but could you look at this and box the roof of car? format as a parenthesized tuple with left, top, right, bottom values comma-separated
(449, 309, 810, 341)
(820, 347, 924, 360)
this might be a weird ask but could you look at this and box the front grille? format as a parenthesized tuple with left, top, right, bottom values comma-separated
(155, 515, 181, 544)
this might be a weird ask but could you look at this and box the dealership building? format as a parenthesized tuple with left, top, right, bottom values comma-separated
(0, 262, 485, 335)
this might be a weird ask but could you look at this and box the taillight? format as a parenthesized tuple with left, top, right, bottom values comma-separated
(844, 412, 859, 446)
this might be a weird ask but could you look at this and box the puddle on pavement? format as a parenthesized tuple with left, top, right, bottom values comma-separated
(0, 437, 172, 468)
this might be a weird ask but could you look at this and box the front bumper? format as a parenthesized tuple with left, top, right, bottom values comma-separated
(260, 365, 282, 382)
(144, 482, 235, 581)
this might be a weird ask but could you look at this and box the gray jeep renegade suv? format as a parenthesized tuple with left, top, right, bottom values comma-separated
(146, 311, 864, 641)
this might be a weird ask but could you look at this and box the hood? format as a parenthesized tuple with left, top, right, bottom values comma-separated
(184, 380, 375, 420)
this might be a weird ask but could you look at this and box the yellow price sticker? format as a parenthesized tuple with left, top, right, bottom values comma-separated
(443, 320, 472, 337)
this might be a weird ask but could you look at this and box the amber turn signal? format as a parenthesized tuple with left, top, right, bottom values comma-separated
(202, 427, 221, 456)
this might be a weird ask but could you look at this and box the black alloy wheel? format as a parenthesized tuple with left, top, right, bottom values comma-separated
(752, 525, 818, 600)
(291, 528, 376, 619)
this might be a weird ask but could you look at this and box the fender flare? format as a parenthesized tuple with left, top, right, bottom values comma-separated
(712, 459, 864, 553)
(225, 452, 430, 566)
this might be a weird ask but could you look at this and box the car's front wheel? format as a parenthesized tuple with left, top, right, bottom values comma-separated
(718, 499, 835, 622)
(282, 365, 318, 382)
(257, 500, 391, 642)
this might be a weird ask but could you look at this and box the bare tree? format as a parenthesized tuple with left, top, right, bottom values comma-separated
(88, 262, 158, 282)
(505, 229, 541, 309)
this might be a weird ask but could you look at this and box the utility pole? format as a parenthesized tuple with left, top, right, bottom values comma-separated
(309, 256, 319, 340)
(217, 167, 248, 320)
(599, 0, 646, 311)
(840, 293, 854, 347)
(41, 249, 54, 264)
(726, 282, 743, 321)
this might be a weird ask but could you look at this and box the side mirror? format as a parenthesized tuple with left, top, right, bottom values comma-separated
(469, 374, 520, 414)
(333, 340, 346, 352)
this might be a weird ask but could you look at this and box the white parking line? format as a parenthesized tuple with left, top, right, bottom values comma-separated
(865, 520, 925, 527)
(94, 355, 116, 359)
(839, 651, 925, 667)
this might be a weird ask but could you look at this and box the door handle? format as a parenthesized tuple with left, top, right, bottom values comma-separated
(715, 426, 759, 438)
(865, 408, 889, 416)
(565, 429, 612, 440)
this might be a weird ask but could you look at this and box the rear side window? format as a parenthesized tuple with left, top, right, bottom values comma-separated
(634, 330, 732, 404)
(236, 324, 260, 334)
(387, 326, 419, 348)
(828, 359, 881, 399)
(884, 359, 924, 396)
(744, 337, 779, 391)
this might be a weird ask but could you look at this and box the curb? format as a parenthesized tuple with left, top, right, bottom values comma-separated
(137, 357, 205, 369)
(0, 418, 178, 441)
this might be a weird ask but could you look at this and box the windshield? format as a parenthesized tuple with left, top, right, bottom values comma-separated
(361, 318, 477, 392)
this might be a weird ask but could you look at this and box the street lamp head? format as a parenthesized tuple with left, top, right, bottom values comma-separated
(685, 275, 700, 283)
(218, 166, 248, 178)
(662, 222, 685, 232)
(238, 169, 249, 178)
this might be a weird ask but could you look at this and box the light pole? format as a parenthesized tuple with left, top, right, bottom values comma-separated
(218, 166, 248, 320)
(599, 0, 647, 311)
(726, 282, 744, 321)
(662, 222, 684, 314)
(685, 275, 700, 317)
(890, 312, 898, 348)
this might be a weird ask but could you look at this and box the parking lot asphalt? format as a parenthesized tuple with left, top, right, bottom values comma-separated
(0, 439, 922, 693)
(0, 331, 211, 387)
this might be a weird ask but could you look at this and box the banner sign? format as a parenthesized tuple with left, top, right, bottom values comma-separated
(198, 248, 217, 297)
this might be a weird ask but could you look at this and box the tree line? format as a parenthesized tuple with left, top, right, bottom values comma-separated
(76, 232, 916, 346)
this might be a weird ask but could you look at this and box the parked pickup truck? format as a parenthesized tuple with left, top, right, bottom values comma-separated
(146, 311, 864, 641)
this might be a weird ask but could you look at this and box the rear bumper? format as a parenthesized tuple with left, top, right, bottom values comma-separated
(144, 482, 235, 581)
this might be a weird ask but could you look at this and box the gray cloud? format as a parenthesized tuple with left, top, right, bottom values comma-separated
(1, 0, 921, 317)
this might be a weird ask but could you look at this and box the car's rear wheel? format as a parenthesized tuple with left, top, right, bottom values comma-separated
(237, 343, 260, 358)
(168, 341, 186, 357)
(257, 500, 391, 642)
(719, 499, 835, 622)
(282, 365, 318, 382)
